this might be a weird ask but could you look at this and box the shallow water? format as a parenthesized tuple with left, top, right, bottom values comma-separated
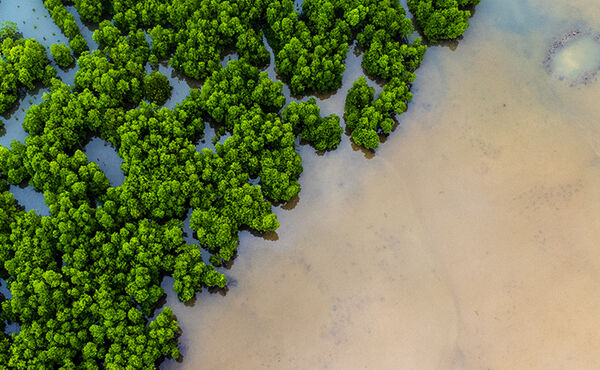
(0, 0, 69, 49)
(160, 0, 600, 369)
(9, 184, 49, 216)
(0, 88, 47, 147)
(549, 35, 600, 83)
(83, 137, 125, 187)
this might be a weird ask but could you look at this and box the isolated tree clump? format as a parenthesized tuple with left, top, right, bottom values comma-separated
(143, 71, 172, 105)
(345, 76, 412, 150)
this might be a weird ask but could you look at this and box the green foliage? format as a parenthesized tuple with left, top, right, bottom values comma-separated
(74, 0, 105, 23)
(50, 43, 74, 68)
(165, 0, 272, 80)
(266, 0, 350, 95)
(74, 48, 146, 108)
(345, 77, 412, 150)
(0, 83, 223, 366)
(264, 0, 425, 95)
(0, 21, 19, 41)
(143, 71, 172, 106)
(282, 98, 342, 151)
(0, 35, 55, 114)
(408, 0, 479, 43)
(458, 0, 481, 6)
(361, 32, 426, 82)
(149, 25, 175, 61)
(43, 0, 89, 55)
(200, 59, 286, 130)
(69, 34, 88, 55)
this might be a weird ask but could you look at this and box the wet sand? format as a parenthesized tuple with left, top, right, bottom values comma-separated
(162, 0, 600, 368)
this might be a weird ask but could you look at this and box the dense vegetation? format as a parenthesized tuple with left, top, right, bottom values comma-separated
(407, 0, 481, 43)
(282, 99, 342, 151)
(0, 24, 56, 114)
(0, 0, 480, 368)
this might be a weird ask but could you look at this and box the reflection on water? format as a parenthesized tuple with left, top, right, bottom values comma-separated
(162, 0, 600, 369)
(83, 137, 125, 187)
(4, 322, 20, 336)
(195, 123, 231, 152)
(9, 185, 49, 217)
(486, 0, 547, 35)
(57, 64, 79, 87)
(0, 279, 11, 299)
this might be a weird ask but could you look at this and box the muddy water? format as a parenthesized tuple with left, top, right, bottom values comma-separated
(160, 0, 600, 369)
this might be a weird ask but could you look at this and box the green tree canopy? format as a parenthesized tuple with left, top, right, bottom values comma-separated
(408, 0, 480, 43)
(143, 71, 172, 105)
(50, 43, 74, 68)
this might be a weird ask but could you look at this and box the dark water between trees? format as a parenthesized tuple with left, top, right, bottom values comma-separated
(3, 0, 600, 368)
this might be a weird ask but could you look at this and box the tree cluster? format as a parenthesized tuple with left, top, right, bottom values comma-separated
(0, 37, 293, 369)
(265, 0, 427, 97)
(0, 86, 216, 369)
(43, 0, 89, 55)
(68, 0, 271, 80)
(0, 21, 19, 41)
(0, 33, 56, 114)
(407, 0, 481, 43)
(340, 0, 426, 150)
(282, 98, 342, 151)
(345, 77, 412, 149)
(265, 0, 351, 95)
